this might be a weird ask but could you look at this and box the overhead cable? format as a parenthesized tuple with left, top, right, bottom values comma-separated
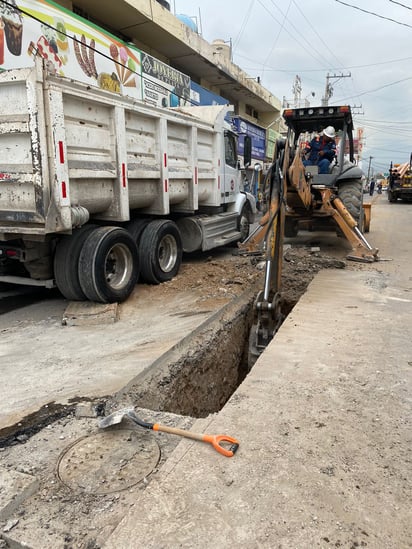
(332, 0, 412, 29)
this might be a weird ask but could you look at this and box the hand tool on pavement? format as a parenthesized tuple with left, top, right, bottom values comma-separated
(98, 407, 240, 458)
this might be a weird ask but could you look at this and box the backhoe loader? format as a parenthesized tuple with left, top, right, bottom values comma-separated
(240, 105, 379, 366)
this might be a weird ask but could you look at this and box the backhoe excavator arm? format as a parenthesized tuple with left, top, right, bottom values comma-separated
(245, 139, 287, 368)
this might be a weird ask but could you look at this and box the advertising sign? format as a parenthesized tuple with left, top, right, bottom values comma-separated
(0, 0, 142, 99)
(232, 117, 266, 161)
(190, 81, 228, 106)
(141, 51, 190, 108)
(265, 127, 281, 161)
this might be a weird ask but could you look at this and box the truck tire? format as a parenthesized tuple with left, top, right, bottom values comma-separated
(54, 224, 97, 301)
(338, 179, 363, 224)
(78, 226, 139, 303)
(237, 204, 252, 242)
(139, 220, 182, 284)
(125, 218, 150, 244)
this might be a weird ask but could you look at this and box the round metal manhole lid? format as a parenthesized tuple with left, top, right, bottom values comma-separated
(57, 429, 161, 495)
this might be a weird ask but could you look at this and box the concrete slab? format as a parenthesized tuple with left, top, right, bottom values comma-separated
(0, 467, 39, 521)
(62, 301, 119, 326)
(0, 286, 218, 432)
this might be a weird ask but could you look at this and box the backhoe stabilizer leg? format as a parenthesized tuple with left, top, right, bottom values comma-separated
(319, 189, 379, 263)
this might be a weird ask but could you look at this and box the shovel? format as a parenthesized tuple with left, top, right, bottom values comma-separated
(98, 407, 239, 458)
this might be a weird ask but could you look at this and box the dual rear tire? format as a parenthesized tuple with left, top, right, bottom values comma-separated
(54, 220, 183, 303)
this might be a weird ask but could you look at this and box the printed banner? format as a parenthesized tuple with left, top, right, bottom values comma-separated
(190, 81, 228, 106)
(0, 0, 142, 99)
(141, 51, 190, 107)
(233, 117, 266, 161)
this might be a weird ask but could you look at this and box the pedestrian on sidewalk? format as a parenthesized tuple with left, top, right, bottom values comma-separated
(369, 179, 375, 196)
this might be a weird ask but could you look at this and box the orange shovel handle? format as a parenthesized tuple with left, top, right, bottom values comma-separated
(152, 423, 239, 457)
(203, 434, 240, 457)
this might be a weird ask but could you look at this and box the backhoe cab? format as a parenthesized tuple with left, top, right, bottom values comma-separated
(282, 105, 378, 263)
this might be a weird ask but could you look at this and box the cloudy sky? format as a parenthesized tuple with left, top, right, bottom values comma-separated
(174, 0, 412, 176)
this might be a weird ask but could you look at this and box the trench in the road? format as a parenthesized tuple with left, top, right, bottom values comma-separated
(0, 290, 298, 447)
(113, 291, 296, 419)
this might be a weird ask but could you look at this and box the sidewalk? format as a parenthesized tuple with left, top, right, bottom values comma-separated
(104, 265, 411, 548)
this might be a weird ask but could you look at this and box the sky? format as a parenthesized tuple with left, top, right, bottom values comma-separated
(173, 0, 412, 176)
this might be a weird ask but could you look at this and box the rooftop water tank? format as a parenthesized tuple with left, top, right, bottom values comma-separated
(212, 39, 231, 61)
(176, 14, 198, 33)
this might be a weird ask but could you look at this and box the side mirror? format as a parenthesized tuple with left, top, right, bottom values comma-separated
(243, 135, 252, 168)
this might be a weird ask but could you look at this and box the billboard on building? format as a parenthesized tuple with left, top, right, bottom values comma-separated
(265, 127, 281, 161)
(141, 51, 190, 108)
(190, 81, 228, 106)
(0, 0, 142, 99)
(232, 117, 266, 161)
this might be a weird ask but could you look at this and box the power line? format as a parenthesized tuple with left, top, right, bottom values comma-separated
(240, 55, 412, 73)
(255, 0, 337, 71)
(232, 0, 256, 52)
(332, 0, 412, 29)
(261, 0, 292, 76)
(333, 75, 412, 102)
(389, 0, 412, 10)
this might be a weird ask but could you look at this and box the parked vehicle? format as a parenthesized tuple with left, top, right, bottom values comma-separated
(0, 60, 255, 302)
(388, 159, 412, 202)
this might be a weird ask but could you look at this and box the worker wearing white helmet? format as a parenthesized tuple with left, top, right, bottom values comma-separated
(303, 126, 337, 173)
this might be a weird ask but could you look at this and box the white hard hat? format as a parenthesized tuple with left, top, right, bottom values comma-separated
(323, 126, 336, 139)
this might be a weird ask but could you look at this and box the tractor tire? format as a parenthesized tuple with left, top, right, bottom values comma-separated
(139, 220, 182, 284)
(338, 179, 364, 225)
(54, 224, 97, 301)
(78, 226, 139, 303)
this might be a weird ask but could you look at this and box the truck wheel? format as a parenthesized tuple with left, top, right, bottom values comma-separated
(78, 227, 139, 303)
(126, 218, 150, 245)
(285, 217, 299, 237)
(338, 179, 363, 224)
(54, 224, 97, 301)
(237, 204, 251, 242)
(139, 220, 182, 284)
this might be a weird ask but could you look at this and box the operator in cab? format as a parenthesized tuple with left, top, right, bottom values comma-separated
(303, 126, 336, 174)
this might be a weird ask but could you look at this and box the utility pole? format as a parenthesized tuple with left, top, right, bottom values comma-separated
(367, 156, 373, 182)
(321, 72, 351, 106)
(292, 75, 302, 107)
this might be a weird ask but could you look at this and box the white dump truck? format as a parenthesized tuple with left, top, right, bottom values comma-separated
(0, 60, 256, 302)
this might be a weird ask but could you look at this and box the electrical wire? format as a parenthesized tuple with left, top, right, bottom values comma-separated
(388, 0, 412, 10)
(261, 0, 292, 77)
(332, 75, 412, 103)
(232, 0, 256, 53)
(332, 0, 412, 29)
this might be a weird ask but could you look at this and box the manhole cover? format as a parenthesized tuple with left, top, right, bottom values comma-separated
(57, 429, 161, 494)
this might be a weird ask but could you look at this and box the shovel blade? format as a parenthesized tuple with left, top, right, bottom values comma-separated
(98, 407, 135, 429)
